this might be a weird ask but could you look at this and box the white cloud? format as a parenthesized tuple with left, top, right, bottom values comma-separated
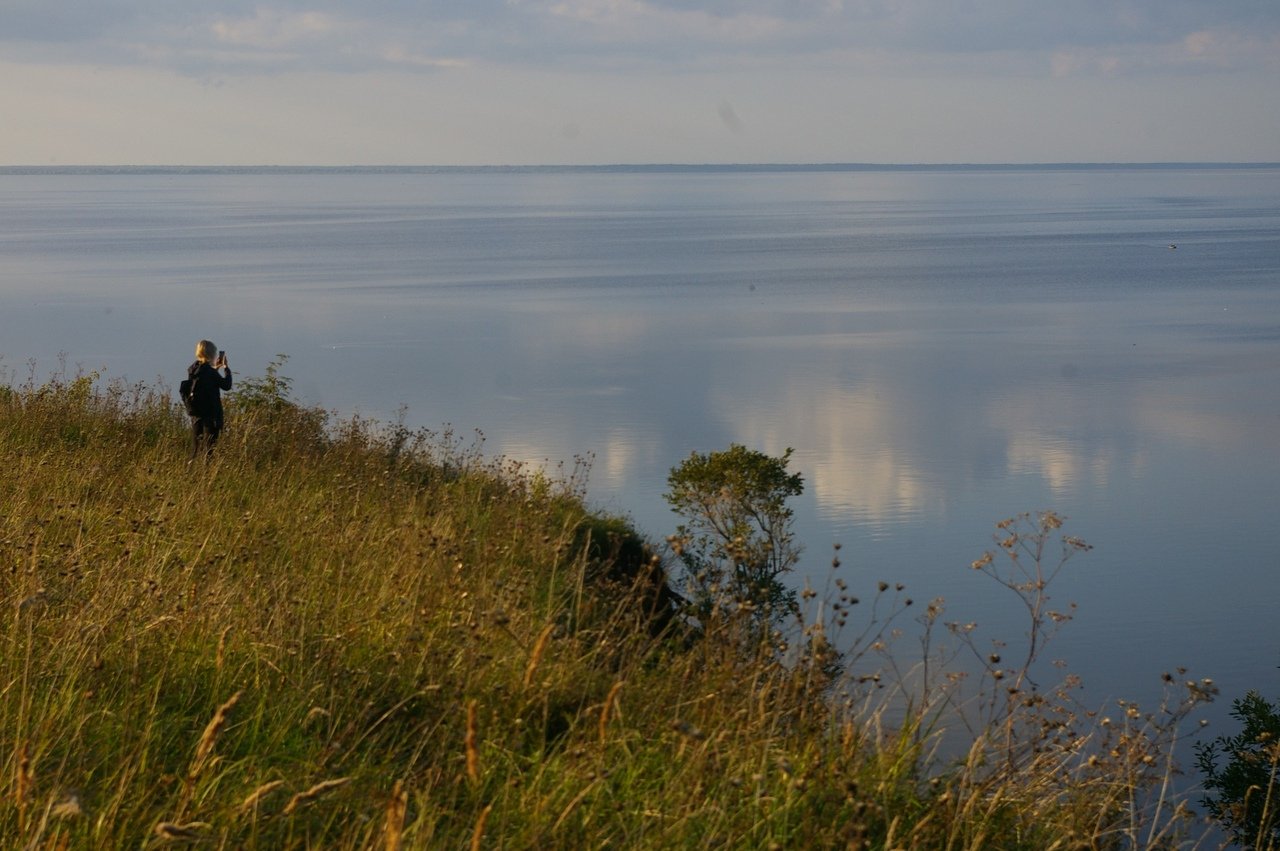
(1049, 29, 1280, 78)
(541, 0, 787, 43)
(210, 10, 344, 49)
(1, 1, 1278, 163)
(379, 45, 470, 69)
(1179, 29, 1280, 70)
(3, 2, 1278, 76)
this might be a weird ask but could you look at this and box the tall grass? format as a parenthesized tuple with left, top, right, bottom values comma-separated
(0, 362, 1221, 848)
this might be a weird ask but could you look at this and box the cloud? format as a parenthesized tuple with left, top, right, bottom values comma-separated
(1047, 29, 1280, 78)
(2, 0, 1278, 163)
(540, 0, 787, 43)
(211, 10, 343, 49)
(1, 1, 1277, 78)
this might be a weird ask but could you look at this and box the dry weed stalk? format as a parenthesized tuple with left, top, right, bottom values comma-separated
(600, 680, 624, 745)
(465, 699, 480, 783)
(384, 779, 408, 851)
(16, 743, 32, 835)
(553, 780, 600, 833)
(43, 832, 71, 851)
(470, 803, 493, 851)
(523, 623, 555, 689)
(283, 777, 351, 815)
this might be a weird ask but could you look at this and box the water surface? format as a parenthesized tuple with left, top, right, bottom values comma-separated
(2, 165, 1278, 730)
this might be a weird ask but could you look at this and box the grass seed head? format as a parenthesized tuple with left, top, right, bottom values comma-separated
(283, 778, 351, 815)
(193, 690, 242, 771)
(238, 780, 286, 815)
(154, 821, 211, 841)
(465, 699, 480, 783)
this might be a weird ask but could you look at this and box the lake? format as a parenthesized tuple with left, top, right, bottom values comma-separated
(2, 164, 1278, 734)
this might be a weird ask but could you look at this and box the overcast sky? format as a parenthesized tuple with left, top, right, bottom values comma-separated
(2, 1, 1278, 165)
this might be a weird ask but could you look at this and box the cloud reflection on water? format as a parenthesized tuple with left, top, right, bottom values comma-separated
(724, 374, 932, 529)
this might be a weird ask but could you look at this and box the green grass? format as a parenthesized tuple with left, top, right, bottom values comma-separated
(0, 363, 1221, 849)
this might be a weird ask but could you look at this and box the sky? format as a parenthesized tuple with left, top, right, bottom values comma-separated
(2, 1, 1278, 165)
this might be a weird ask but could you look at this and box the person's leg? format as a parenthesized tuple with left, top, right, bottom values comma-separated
(192, 417, 219, 459)
(206, 419, 222, 456)
(190, 418, 204, 460)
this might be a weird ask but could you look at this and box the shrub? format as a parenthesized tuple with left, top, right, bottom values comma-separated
(664, 444, 803, 628)
(1196, 690, 1280, 849)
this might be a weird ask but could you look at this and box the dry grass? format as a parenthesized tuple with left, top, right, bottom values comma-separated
(0, 363, 1223, 848)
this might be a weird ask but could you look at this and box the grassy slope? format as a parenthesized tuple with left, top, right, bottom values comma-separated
(0, 369, 1217, 849)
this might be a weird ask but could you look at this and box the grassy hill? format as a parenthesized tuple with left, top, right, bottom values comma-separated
(0, 362, 1219, 848)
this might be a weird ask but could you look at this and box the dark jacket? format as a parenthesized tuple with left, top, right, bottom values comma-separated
(187, 361, 233, 421)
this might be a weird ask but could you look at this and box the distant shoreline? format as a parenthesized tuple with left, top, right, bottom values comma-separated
(2, 162, 1278, 176)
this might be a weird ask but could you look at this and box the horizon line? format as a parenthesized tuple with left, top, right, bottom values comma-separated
(2, 161, 1278, 174)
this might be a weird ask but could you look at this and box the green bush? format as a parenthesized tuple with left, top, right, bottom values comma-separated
(665, 444, 803, 628)
(1197, 690, 1280, 849)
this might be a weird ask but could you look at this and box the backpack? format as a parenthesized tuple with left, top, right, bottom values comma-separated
(179, 369, 201, 417)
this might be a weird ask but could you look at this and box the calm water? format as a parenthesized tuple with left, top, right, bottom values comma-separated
(3, 165, 1278, 730)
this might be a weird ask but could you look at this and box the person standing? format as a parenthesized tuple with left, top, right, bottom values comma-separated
(187, 340, 233, 459)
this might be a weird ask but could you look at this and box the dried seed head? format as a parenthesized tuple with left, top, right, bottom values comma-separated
(155, 821, 211, 841)
(191, 691, 242, 777)
(283, 778, 351, 815)
(51, 792, 83, 820)
(385, 780, 408, 851)
(465, 700, 480, 783)
(238, 780, 286, 814)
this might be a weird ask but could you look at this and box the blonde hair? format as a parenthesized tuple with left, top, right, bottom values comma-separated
(195, 340, 218, 363)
